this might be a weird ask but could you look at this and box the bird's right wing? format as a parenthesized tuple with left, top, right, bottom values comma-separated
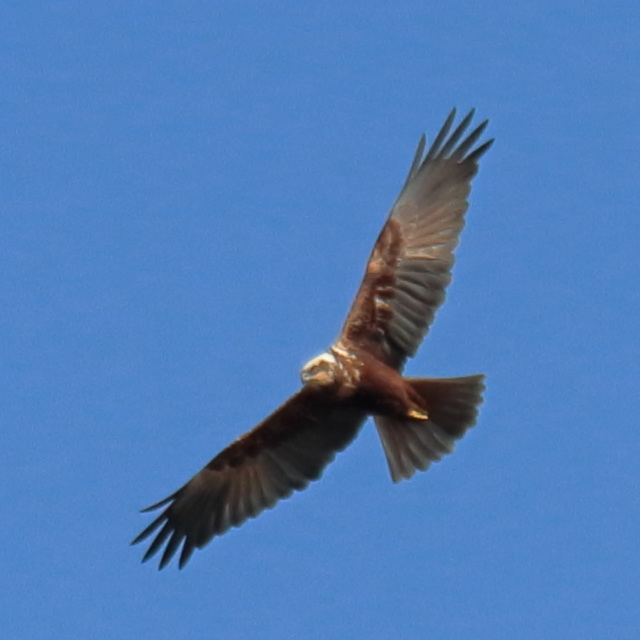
(132, 388, 366, 569)
(338, 110, 493, 370)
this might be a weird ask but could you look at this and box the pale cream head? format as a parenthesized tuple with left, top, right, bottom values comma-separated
(300, 352, 339, 387)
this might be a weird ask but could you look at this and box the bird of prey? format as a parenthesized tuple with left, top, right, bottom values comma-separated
(133, 109, 493, 569)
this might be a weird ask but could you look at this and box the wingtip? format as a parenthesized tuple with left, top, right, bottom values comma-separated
(178, 542, 195, 569)
(141, 548, 155, 564)
(466, 137, 495, 164)
(140, 493, 176, 513)
(423, 109, 458, 162)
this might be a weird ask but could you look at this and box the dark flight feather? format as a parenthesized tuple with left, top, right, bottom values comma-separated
(132, 388, 366, 569)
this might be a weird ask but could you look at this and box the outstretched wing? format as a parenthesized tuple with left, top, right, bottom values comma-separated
(132, 389, 366, 569)
(339, 109, 493, 370)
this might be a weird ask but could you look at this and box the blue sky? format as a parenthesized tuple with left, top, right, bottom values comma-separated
(3, 2, 639, 638)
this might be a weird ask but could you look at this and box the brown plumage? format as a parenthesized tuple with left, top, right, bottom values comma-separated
(133, 109, 493, 569)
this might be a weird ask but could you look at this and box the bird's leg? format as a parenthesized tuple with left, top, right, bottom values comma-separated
(404, 379, 430, 420)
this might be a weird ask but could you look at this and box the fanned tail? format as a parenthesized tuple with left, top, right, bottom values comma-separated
(374, 374, 485, 482)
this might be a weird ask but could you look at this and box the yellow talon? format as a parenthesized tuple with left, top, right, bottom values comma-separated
(407, 408, 429, 421)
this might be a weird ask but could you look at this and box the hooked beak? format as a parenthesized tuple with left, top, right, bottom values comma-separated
(301, 370, 332, 386)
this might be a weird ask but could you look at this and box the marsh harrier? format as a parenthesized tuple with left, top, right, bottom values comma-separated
(133, 109, 493, 569)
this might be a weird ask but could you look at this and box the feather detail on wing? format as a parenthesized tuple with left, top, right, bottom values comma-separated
(339, 109, 493, 369)
(132, 388, 366, 569)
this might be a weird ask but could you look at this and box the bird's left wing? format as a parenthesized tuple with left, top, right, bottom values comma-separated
(132, 388, 366, 569)
(338, 109, 493, 370)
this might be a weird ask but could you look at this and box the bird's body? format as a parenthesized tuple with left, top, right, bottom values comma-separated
(133, 109, 493, 569)
(302, 345, 429, 420)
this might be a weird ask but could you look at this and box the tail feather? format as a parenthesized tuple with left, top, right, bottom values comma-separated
(374, 374, 485, 482)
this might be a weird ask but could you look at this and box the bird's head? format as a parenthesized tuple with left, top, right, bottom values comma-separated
(300, 352, 339, 388)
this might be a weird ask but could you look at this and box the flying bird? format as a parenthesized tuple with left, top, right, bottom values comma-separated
(133, 109, 493, 569)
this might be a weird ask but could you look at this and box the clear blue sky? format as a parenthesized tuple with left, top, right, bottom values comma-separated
(3, 2, 639, 639)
